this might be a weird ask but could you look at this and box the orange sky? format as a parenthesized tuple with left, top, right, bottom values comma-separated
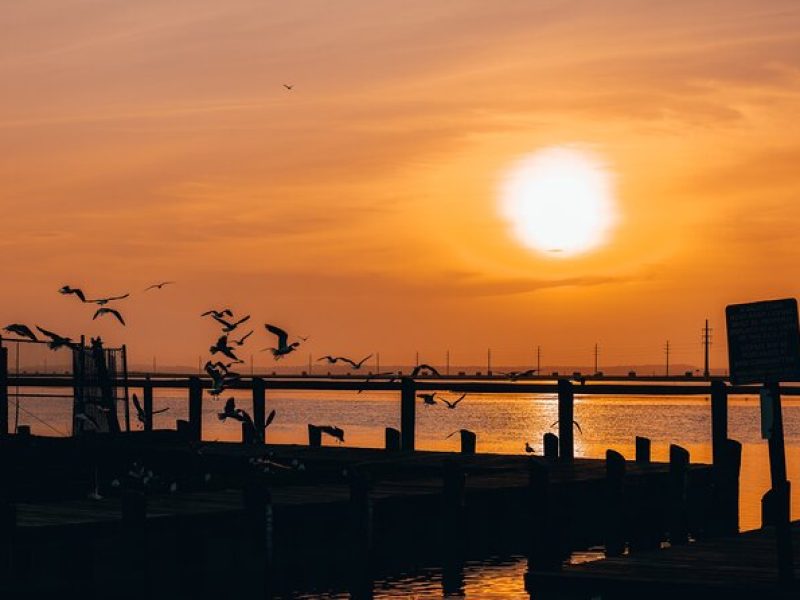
(2, 1, 800, 369)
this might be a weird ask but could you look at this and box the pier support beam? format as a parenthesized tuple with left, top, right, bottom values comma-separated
(400, 377, 416, 452)
(604, 450, 626, 557)
(635, 436, 651, 464)
(669, 444, 690, 545)
(142, 376, 153, 432)
(543, 433, 558, 460)
(188, 376, 203, 442)
(557, 379, 574, 463)
(252, 378, 266, 443)
(711, 379, 728, 468)
(384, 427, 401, 451)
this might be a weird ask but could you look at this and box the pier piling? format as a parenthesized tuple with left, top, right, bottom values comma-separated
(460, 430, 476, 454)
(308, 424, 322, 448)
(143, 376, 153, 432)
(710, 380, 728, 468)
(188, 376, 203, 442)
(400, 378, 416, 452)
(557, 379, 574, 463)
(384, 427, 401, 451)
(543, 433, 558, 460)
(252, 378, 266, 443)
(604, 449, 626, 557)
(635, 436, 651, 464)
(0, 346, 7, 438)
(528, 460, 561, 572)
(669, 444, 690, 545)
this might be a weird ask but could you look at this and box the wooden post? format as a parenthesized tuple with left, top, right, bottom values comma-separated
(711, 438, 742, 536)
(400, 377, 416, 452)
(604, 450, 626, 557)
(348, 468, 373, 599)
(668, 444, 690, 545)
(252, 378, 266, 444)
(543, 433, 558, 460)
(308, 424, 322, 448)
(460, 430, 476, 455)
(442, 459, 466, 596)
(635, 436, 651, 464)
(763, 382, 793, 585)
(557, 379, 574, 463)
(710, 379, 728, 468)
(0, 346, 7, 438)
(142, 376, 153, 432)
(242, 475, 273, 595)
(384, 427, 401, 451)
(188, 376, 202, 442)
(527, 459, 560, 571)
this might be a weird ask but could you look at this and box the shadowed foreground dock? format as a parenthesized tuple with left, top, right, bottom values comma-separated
(526, 522, 800, 599)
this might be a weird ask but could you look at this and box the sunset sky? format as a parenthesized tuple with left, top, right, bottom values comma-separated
(3, 0, 800, 370)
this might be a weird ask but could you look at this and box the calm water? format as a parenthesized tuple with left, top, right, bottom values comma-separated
(10, 387, 800, 599)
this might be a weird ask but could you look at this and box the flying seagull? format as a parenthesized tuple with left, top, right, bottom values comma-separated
(417, 392, 437, 406)
(88, 293, 129, 306)
(411, 364, 440, 377)
(144, 281, 175, 291)
(232, 330, 253, 346)
(317, 355, 343, 364)
(204, 360, 241, 396)
(318, 425, 344, 443)
(440, 392, 466, 409)
(340, 354, 373, 370)
(212, 314, 251, 333)
(356, 371, 398, 393)
(59, 285, 86, 302)
(210, 335, 242, 362)
(283, 84, 293, 90)
(3, 324, 37, 341)
(36, 326, 74, 350)
(263, 324, 300, 359)
(502, 369, 537, 381)
(93, 307, 125, 325)
(550, 419, 584, 435)
(201, 309, 234, 318)
(131, 393, 169, 425)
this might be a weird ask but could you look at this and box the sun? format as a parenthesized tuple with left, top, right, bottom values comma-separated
(499, 146, 618, 258)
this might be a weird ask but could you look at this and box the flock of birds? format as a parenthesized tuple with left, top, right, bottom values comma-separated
(1, 281, 578, 451)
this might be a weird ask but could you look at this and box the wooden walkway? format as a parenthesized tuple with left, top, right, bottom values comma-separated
(527, 522, 800, 599)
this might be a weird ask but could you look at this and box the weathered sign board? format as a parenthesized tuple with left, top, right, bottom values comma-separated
(725, 298, 800, 385)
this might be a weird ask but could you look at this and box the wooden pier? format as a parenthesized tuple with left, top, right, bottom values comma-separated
(526, 522, 800, 599)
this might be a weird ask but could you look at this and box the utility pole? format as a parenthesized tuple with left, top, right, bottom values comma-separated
(537, 345, 541, 374)
(664, 340, 670, 377)
(376, 352, 380, 373)
(307, 353, 311, 375)
(702, 319, 712, 378)
(415, 351, 419, 367)
(487, 348, 492, 375)
(446, 350, 450, 376)
(594, 343, 599, 375)
(152, 356, 156, 374)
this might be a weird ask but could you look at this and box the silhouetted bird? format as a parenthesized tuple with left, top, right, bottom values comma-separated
(3, 324, 37, 341)
(144, 281, 175, 291)
(205, 360, 240, 395)
(212, 314, 250, 332)
(88, 293, 129, 305)
(445, 429, 470, 440)
(525, 441, 534, 453)
(217, 398, 255, 431)
(283, 84, 293, 90)
(340, 354, 373, 369)
(357, 371, 399, 393)
(93, 307, 125, 325)
(318, 425, 344, 443)
(131, 393, 169, 424)
(417, 392, 437, 406)
(441, 393, 466, 409)
(317, 355, 343, 364)
(550, 419, 583, 434)
(411, 364, 440, 377)
(232, 330, 253, 346)
(210, 335, 242, 362)
(571, 375, 587, 386)
(264, 324, 300, 359)
(36, 326, 74, 350)
(502, 369, 537, 381)
(201, 308, 234, 318)
(59, 285, 86, 302)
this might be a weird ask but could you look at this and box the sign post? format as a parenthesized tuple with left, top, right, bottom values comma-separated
(726, 298, 799, 586)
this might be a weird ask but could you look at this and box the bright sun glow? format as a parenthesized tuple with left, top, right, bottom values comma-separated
(499, 146, 618, 257)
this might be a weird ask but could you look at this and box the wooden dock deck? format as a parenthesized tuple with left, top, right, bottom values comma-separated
(526, 522, 800, 599)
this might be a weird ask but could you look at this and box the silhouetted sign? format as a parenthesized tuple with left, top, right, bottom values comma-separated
(726, 298, 800, 385)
